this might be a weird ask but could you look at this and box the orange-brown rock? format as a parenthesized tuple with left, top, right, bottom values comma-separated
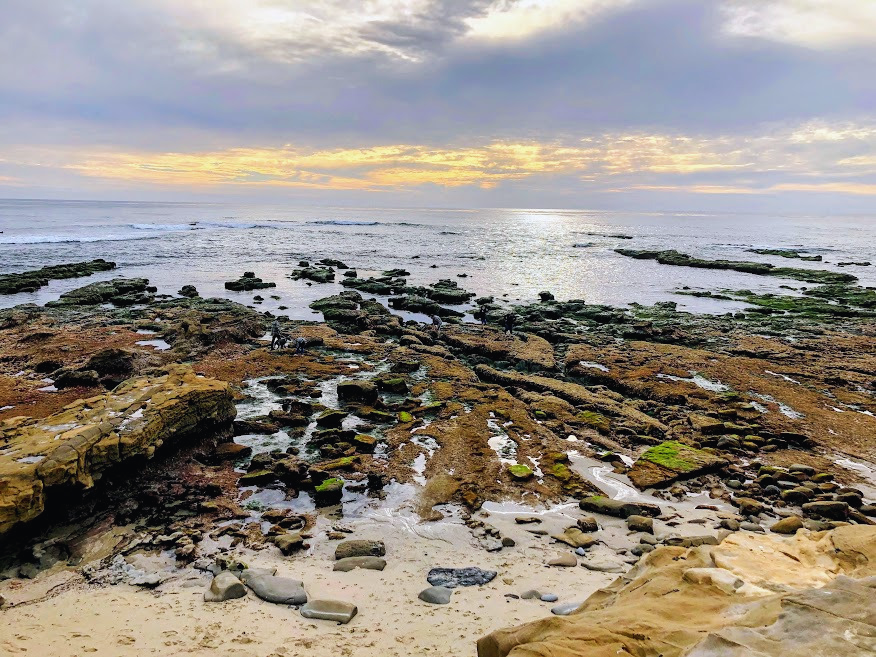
(0, 365, 235, 535)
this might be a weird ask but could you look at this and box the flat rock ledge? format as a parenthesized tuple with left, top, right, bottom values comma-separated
(0, 364, 235, 535)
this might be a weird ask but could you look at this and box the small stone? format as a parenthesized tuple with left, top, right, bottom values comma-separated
(515, 516, 542, 524)
(539, 593, 558, 602)
(130, 573, 161, 588)
(551, 602, 582, 616)
(204, 572, 246, 602)
(719, 518, 740, 531)
(580, 558, 624, 573)
(300, 599, 358, 624)
(520, 589, 541, 599)
(547, 553, 577, 567)
(333, 556, 387, 572)
(501, 537, 516, 548)
(740, 521, 765, 533)
(418, 586, 454, 605)
(576, 516, 598, 532)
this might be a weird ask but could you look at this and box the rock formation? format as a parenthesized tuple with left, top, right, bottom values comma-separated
(0, 365, 235, 534)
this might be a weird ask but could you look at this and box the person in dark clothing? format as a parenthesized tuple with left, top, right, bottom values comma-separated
(295, 337, 307, 354)
(503, 312, 515, 335)
(430, 314, 443, 335)
(270, 319, 282, 350)
(476, 305, 488, 325)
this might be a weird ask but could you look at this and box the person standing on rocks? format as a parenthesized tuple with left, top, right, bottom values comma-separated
(503, 312, 515, 336)
(476, 305, 488, 326)
(295, 336, 307, 355)
(270, 319, 282, 350)
(430, 314, 443, 336)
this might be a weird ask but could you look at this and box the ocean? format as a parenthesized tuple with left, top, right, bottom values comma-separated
(1, 198, 874, 318)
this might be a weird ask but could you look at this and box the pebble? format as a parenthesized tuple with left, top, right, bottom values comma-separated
(740, 522, 765, 533)
(521, 589, 541, 599)
(539, 593, 558, 602)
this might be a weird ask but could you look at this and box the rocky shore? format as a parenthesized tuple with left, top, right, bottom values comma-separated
(0, 257, 874, 655)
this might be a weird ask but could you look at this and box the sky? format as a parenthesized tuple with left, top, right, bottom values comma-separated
(0, 0, 874, 211)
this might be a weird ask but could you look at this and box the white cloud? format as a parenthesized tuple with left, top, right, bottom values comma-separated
(464, 0, 633, 40)
(722, 0, 876, 49)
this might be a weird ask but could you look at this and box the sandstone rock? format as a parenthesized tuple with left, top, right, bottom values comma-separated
(577, 516, 599, 532)
(734, 497, 766, 516)
(552, 527, 598, 549)
(547, 553, 578, 567)
(300, 599, 358, 624)
(0, 365, 235, 535)
(333, 556, 387, 572)
(335, 539, 386, 560)
(627, 441, 727, 489)
(550, 601, 582, 616)
(204, 572, 246, 602)
(418, 586, 454, 605)
(478, 525, 876, 657)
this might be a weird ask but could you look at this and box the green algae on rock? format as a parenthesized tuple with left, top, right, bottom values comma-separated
(628, 440, 728, 489)
(615, 248, 856, 284)
(0, 259, 117, 295)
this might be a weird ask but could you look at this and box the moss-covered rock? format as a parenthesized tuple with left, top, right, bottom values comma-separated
(508, 464, 534, 480)
(628, 440, 728, 489)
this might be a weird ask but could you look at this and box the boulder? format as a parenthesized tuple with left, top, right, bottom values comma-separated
(579, 496, 661, 519)
(803, 500, 849, 520)
(313, 478, 344, 506)
(547, 553, 578, 567)
(300, 600, 358, 624)
(335, 539, 386, 560)
(626, 515, 654, 534)
(419, 586, 454, 605)
(274, 532, 305, 555)
(204, 572, 246, 602)
(337, 380, 378, 404)
(427, 567, 497, 588)
(627, 441, 728, 489)
(239, 570, 307, 605)
(0, 365, 235, 535)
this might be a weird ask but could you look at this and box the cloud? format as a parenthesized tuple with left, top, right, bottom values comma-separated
(722, 0, 876, 49)
(0, 0, 873, 209)
(0, 118, 863, 199)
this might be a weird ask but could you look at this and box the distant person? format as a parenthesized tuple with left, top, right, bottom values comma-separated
(476, 306, 488, 326)
(295, 336, 307, 354)
(430, 314, 442, 335)
(503, 312, 515, 336)
(270, 319, 282, 350)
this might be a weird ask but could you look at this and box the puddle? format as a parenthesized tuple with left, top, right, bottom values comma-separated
(750, 392, 803, 419)
(657, 372, 729, 393)
(135, 329, 157, 335)
(16, 456, 45, 464)
(578, 361, 609, 372)
(136, 339, 171, 351)
(487, 414, 517, 464)
(834, 457, 876, 487)
(38, 385, 58, 392)
(765, 370, 801, 384)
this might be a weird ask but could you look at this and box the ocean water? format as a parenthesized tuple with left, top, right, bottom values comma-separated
(1, 199, 874, 317)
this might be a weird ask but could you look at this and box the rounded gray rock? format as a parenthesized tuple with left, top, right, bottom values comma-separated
(418, 586, 454, 605)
